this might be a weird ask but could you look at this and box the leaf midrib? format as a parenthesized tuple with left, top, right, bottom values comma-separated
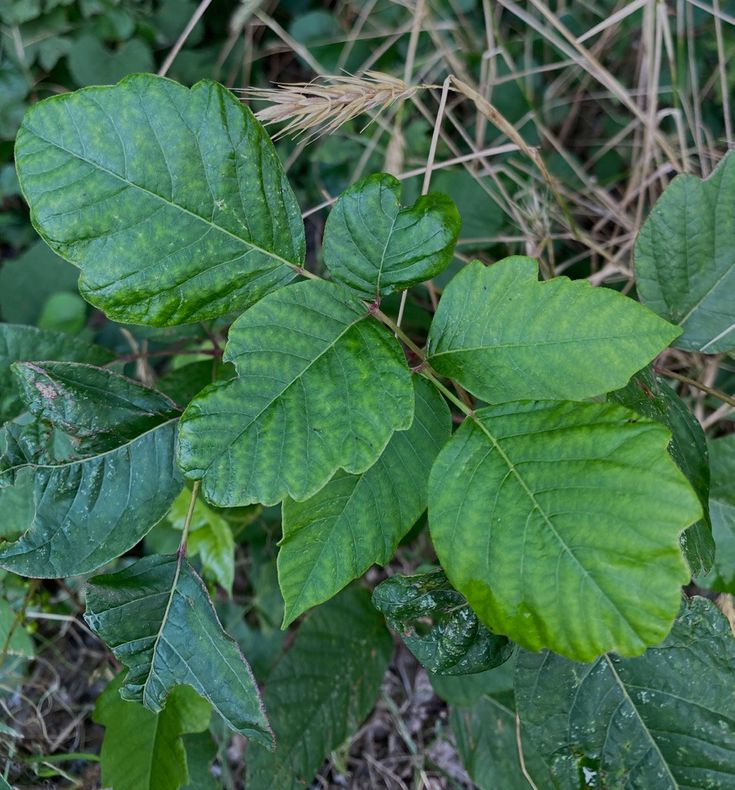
(22, 124, 301, 275)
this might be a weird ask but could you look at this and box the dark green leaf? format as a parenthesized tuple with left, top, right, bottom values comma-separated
(429, 401, 701, 660)
(12, 361, 179, 448)
(373, 569, 512, 675)
(609, 367, 713, 575)
(67, 35, 154, 86)
(0, 324, 113, 421)
(246, 587, 392, 789)
(427, 258, 679, 403)
(94, 674, 211, 790)
(14, 74, 305, 326)
(515, 596, 735, 788)
(322, 173, 460, 298)
(700, 435, 735, 593)
(85, 553, 271, 745)
(0, 419, 182, 577)
(178, 280, 414, 506)
(635, 150, 735, 352)
(279, 377, 449, 625)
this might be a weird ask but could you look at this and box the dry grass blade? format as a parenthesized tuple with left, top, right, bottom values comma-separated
(239, 71, 419, 141)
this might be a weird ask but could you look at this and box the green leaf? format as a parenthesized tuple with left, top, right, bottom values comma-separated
(37, 291, 88, 335)
(609, 367, 714, 575)
(700, 435, 735, 593)
(246, 587, 392, 789)
(0, 323, 113, 421)
(322, 173, 460, 298)
(181, 731, 218, 790)
(429, 400, 701, 660)
(0, 598, 34, 658)
(279, 377, 449, 625)
(0, 240, 79, 325)
(94, 674, 211, 790)
(515, 596, 735, 788)
(167, 488, 235, 593)
(14, 74, 305, 326)
(372, 569, 512, 675)
(431, 658, 516, 707)
(635, 150, 735, 352)
(0, 419, 182, 577)
(66, 36, 154, 88)
(178, 280, 414, 506)
(427, 258, 679, 403)
(85, 553, 272, 746)
(12, 361, 179, 448)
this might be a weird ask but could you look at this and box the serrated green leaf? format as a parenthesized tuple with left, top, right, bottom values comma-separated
(167, 488, 235, 593)
(429, 401, 701, 660)
(178, 279, 414, 506)
(427, 258, 679, 403)
(85, 553, 271, 745)
(14, 74, 305, 326)
(609, 367, 714, 575)
(322, 173, 460, 298)
(515, 596, 735, 789)
(0, 419, 182, 577)
(12, 361, 179, 449)
(373, 569, 512, 675)
(94, 674, 211, 790)
(279, 377, 449, 626)
(0, 324, 113, 421)
(0, 240, 79, 325)
(635, 150, 735, 352)
(246, 587, 392, 789)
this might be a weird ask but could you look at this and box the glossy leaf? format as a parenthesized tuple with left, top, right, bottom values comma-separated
(427, 258, 679, 403)
(0, 323, 112, 421)
(85, 553, 272, 745)
(0, 419, 182, 577)
(94, 674, 211, 790)
(246, 587, 392, 789)
(372, 569, 512, 675)
(515, 596, 735, 788)
(322, 172, 460, 298)
(14, 74, 304, 326)
(12, 361, 179, 448)
(279, 377, 449, 625)
(635, 150, 735, 352)
(429, 400, 701, 660)
(178, 279, 414, 506)
(610, 367, 714, 575)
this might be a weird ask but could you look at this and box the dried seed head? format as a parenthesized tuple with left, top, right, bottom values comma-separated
(238, 71, 418, 141)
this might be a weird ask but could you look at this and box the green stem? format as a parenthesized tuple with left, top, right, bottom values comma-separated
(178, 481, 201, 557)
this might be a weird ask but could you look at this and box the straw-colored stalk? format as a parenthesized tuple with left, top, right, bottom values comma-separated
(239, 71, 419, 141)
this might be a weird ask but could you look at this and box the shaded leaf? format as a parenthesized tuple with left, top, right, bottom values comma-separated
(700, 435, 735, 593)
(429, 400, 700, 660)
(609, 367, 713, 575)
(0, 323, 112, 421)
(635, 150, 735, 352)
(66, 35, 154, 87)
(85, 554, 271, 745)
(0, 598, 34, 658)
(515, 596, 735, 788)
(178, 280, 413, 506)
(0, 419, 182, 577)
(427, 258, 679, 403)
(14, 74, 305, 326)
(279, 377, 449, 625)
(94, 674, 211, 790)
(247, 587, 392, 789)
(322, 173, 460, 298)
(373, 569, 512, 675)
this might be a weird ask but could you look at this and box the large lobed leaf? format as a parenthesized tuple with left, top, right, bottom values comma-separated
(322, 173, 461, 298)
(515, 596, 735, 788)
(635, 150, 735, 353)
(178, 279, 414, 506)
(429, 401, 701, 660)
(279, 377, 449, 625)
(85, 554, 271, 746)
(427, 258, 679, 403)
(246, 587, 392, 789)
(14, 74, 304, 326)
